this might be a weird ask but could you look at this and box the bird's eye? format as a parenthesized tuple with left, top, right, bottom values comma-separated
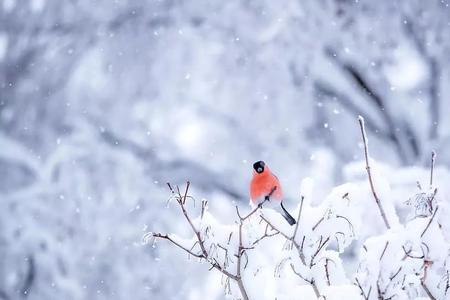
(253, 160, 265, 173)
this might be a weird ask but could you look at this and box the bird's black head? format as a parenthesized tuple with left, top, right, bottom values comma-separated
(253, 161, 265, 174)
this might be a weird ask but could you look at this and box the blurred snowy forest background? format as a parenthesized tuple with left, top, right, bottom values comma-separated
(1, 0, 450, 299)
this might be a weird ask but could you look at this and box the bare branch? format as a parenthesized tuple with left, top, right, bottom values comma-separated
(430, 151, 436, 187)
(422, 281, 437, 300)
(152, 233, 204, 258)
(260, 204, 325, 296)
(310, 236, 330, 267)
(402, 245, 424, 260)
(182, 181, 190, 205)
(290, 264, 320, 298)
(325, 258, 331, 286)
(174, 183, 209, 258)
(231, 186, 278, 300)
(421, 206, 439, 238)
(389, 267, 402, 281)
(260, 216, 291, 241)
(380, 241, 389, 261)
(251, 224, 279, 247)
(421, 261, 437, 300)
(260, 214, 308, 267)
(201, 199, 208, 219)
(290, 263, 310, 283)
(167, 182, 175, 194)
(292, 196, 305, 240)
(359, 116, 391, 229)
(355, 278, 370, 300)
(236, 186, 276, 221)
(312, 215, 325, 231)
(336, 215, 355, 237)
(154, 182, 249, 298)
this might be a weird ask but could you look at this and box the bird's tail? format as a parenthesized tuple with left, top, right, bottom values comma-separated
(280, 202, 296, 226)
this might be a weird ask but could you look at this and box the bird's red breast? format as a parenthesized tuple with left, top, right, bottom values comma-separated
(250, 166, 283, 203)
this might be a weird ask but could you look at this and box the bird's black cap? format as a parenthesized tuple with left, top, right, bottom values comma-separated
(253, 161, 265, 174)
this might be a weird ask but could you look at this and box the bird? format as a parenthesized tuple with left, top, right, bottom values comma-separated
(250, 160, 296, 225)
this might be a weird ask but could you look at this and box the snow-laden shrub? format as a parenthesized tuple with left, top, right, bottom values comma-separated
(150, 119, 449, 300)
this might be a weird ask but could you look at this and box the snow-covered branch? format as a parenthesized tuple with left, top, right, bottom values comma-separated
(151, 182, 280, 299)
(149, 120, 450, 300)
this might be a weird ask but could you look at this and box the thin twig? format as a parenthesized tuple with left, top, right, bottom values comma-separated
(445, 270, 449, 295)
(290, 263, 310, 283)
(290, 264, 320, 298)
(312, 216, 325, 231)
(325, 258, 331, 286)
(421, 206, 439, 238)
(427, 188, 438, 215)
(155, 183, 244, 296)
(430, 151, 436, 187)
(336, 215, 355, 237)
(402, 246, 424, 260)
(151, 233, 204, 258)
(389, 267, 402, 281)
(310, 236, 330, 267)
(167, 182, 175, 194)
(292, 196, 304, 240)
(233, 186, 278, 300)
(380, 241, 389, 261)
(422, 282, 437, 300)
(177, 184, 209, 257)
(260, 216, 291, 241)
(355, 278, 370, 300)
(251, 224, 279, 247)
(201, 199, 207, 219)
(359, 116, 391, 229)
(236, 186, 276, 221)
(236, 219, 249, 300)
(421, 262, 437, 300)
(377, 279, 383, 300)
(182, 181, 190, 204)
(260, 215, 308, 266)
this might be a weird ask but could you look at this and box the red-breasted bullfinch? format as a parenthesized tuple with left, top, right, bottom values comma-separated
(250, 161, 296, 226)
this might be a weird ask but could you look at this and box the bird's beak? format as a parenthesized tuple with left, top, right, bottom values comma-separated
(257, 167, 263, 173)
